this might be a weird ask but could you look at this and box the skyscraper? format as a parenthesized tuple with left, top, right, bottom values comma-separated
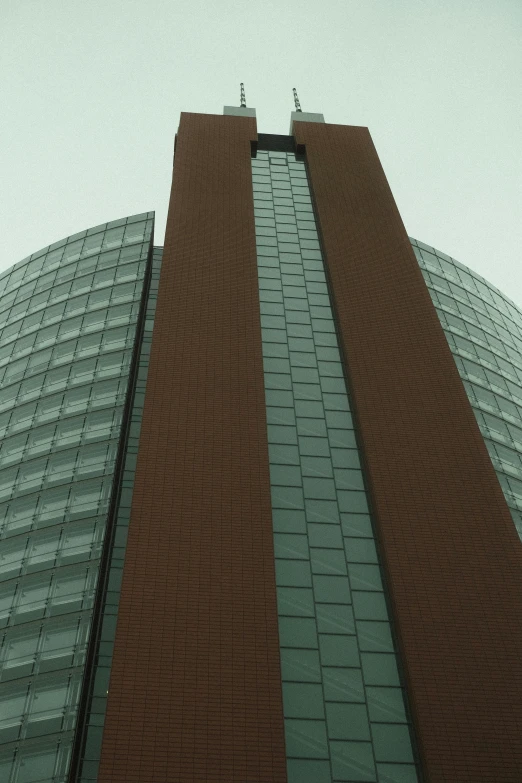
(1, 106, 522, 783)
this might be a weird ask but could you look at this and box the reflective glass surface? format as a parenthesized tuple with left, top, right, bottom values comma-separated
(413, 238, 522, 540)
(253, 153, 418, 783)
(0, 214, 153, 782)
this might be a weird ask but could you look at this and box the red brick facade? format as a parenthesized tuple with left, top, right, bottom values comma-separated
(294, 120, 522, 782)
(98, 114, 288, 782)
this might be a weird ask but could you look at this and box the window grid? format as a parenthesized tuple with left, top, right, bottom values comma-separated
(0, 215, 152, 783)
(413, 238, 522, 537)
(254, 152, 418, 783)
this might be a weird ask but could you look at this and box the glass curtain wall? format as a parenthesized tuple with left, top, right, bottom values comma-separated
(413, 239, 522, 540)
(0, 214, 153, 783)
(252, 150, 419, 783)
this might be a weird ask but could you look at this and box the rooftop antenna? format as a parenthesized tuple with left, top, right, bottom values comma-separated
(240, 82, 246, 108)
(292, 87, 302, 112)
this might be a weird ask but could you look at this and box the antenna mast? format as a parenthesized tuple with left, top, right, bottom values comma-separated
(292, 87, 302, 112)
(240, 83, 246, 108)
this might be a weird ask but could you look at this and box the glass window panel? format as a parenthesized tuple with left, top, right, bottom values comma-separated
(312, 318, 336, 333)
(18, 748, 59, 782)
(295, 400, 324, 418)
(337, 490, 369, 514)
(0, 538, 27, 577)
(325, 410, 353, 430)
(366, 686, 407, 722)
(3, 629, 39, 667)
(267, 425, 298, 445)
(307, 523, 343, 549)
(265, 373, 293, 390)
(319, 634, 359, 666)
(353, 592, 389, 621)
(272, 509, 307, 533)
(310, 548, 347, 575)
(323, 380, 348, 397)
(287, 324, 313, 339)
(276, 561, 312, 588)
(345, 537, 378, 563)
(18, 579, 50, 613)
(316, 603, 355, 635)
(1, 432, 28, 460)
(55, 419, 83, 448)
(0, 583, 17, 618)
(47, 450, 77, 480)
(0, 687, 27, 728)
(0, 467, 19, 496)
(260, 301, 285, 316)
(262, 328, 287, 344)
(303, 477, 336, 499)
(277, 586, 315, 616)
(271, 486, 304, 510)
(376, 763, 417, 783)
(5, 496, 38, 533)
(326, 702, 370, 741)
(305, 499, 339, 524)
(69, 481, 103, 514)
(41, 623, 78, 658)
(30, 682, 68, 718)
(348, 564, 383, 592)
(278, 617, 317, 647)
(323, 667, 364, 703)
(62, 522, 98, 559)
(293, 383, 322, 401)
(53, 572, 87, 604)
(284, 719, 329, 759)
(297, 417, 327, 437)
(330, 741, 376, 781)
(39, 487, 69, 523)
(292, 367, 320, 385)
(323, 393, 350, 411)
(26, 531, 60, 569)
(372, 724, 414, 763)
(268, 444, 300, 465)
(8, 401, 36, 430)
(259, 269, 281, 284)
(313, 575, 351, 604)
(263, 356, 290, 373)
(356, 620, 393, 652)
(284, 297, 309, 312)
(280, 648, 321, 683)
(283, 682, 325, 719)
(300, 456, 333, 478)
(123, 221, 147, 244)
(270, 464, 301, 486)
(290, 351, 317, 367)
(288, 337, 315, 353)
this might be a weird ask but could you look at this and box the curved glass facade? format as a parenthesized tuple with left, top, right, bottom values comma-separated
(0, 214, 154, 783)
(412, 238, 522, 540)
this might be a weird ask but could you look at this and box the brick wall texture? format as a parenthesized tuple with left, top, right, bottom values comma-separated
(294, 120, 522, 782)
(97, 113, 288, 782)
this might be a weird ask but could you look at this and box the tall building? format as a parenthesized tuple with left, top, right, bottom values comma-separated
(1, 106, 522, 783)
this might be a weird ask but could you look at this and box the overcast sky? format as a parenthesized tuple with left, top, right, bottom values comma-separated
(2, 0, 521, 305)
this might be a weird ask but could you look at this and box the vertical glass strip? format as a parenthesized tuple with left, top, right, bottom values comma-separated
(253, 151, 419, 783)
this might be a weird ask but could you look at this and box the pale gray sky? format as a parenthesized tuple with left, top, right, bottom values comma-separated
(1, 0, 521, 304)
